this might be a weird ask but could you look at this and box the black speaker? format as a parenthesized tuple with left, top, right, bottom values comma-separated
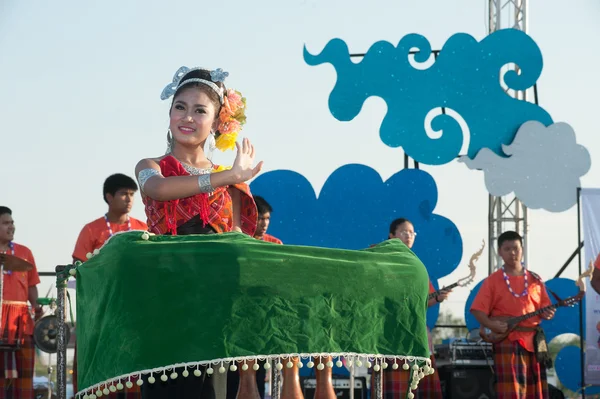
(438, 365, 496, 399)
(301, 377, 366, 399)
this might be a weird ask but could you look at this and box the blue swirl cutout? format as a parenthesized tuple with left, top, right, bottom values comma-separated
(250, 165, 462, 329)
(464, 277, 591, 392)
(304, 29, 553, 165)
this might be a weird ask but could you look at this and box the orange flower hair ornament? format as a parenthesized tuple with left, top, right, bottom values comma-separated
(214, 89, 247, 151)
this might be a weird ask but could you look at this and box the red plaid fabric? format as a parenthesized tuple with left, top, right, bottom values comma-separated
(73, 346, 141, 399)
(374, 328, 442, 399)
(493, 339, 549, 398)
(0, 335, 34, 399)
(377, 354, 442, 399)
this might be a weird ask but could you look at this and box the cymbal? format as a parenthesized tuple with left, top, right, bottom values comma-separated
(0, 254, 33, 272)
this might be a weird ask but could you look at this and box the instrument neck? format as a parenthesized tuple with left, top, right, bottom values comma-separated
(428, 282, 459, 300)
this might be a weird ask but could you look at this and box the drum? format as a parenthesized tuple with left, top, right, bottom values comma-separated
(73, 232, 433, 398)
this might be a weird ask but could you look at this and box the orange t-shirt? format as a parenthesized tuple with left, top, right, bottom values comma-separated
(470, 269, 551, 352)
(72, 216, 148, 262)
(259, 234, 283, 244)
(2, 243, 41, 302)
(429, 281, 435, 295)
(595, 253, 600, 269)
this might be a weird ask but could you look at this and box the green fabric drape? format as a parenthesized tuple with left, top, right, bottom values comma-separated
(76, 232, 430, 392)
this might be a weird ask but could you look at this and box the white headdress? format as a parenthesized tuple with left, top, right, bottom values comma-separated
(160, 66, 229, 103)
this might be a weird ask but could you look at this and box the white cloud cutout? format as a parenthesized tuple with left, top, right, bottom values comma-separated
(459, 121, 591, 212)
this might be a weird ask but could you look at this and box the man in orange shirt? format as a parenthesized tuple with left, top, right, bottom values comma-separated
(71, 174, 147, 398)
(0, 206, 42, 399)
(471, 231, 555, 398)
(73, 174, 148, 262)
(252, 196, 282, 244)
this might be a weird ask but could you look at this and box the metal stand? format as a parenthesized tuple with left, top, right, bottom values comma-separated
(349, 363, 355, 399)
(373, 368, 382, 399)
(56, 265, 68, 399)
(271, 368, 280, 399)
(576, 188, 586, 398)
(46, 355, 54, 399)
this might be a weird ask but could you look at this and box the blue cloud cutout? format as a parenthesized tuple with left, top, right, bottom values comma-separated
(304, 29, 553, 165)
(250, 165, 463, 329)
(464, 276, 590, 392)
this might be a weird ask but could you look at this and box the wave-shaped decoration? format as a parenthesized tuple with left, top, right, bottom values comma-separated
(304, 29, 553, 165)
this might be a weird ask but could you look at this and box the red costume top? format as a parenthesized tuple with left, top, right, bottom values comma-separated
(142, 155, 257, 236)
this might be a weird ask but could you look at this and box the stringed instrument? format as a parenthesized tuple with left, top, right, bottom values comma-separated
(479, 261, 594, 344)
(428, 240, 485, 301)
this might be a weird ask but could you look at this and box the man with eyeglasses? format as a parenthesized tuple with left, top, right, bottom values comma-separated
(379, 217, 449, 399)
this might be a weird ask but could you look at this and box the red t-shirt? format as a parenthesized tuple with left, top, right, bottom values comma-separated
(2, 243, 41, 302)
(72, 216, 148, 261)
(258, 233, 283, 244)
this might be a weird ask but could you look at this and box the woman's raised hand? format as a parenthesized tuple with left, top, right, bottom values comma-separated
(230, 138, 263, 183)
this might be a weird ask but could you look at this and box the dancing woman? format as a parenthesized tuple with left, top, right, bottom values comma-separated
(135, 66, 263, 398)
(136, 66, 262, 237)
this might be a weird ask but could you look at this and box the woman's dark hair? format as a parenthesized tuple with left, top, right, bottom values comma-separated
(170, 69, 225, 114)
(389, 218, 413, 235)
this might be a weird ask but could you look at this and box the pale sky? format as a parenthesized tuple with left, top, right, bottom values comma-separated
(1, 0, 599, 321)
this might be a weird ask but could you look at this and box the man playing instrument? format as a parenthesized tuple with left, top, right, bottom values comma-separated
(471, 231, 555, 398)
(0, 206, 42, 399)
(381, 218, 448, 398)
(71, 174, 147, 398)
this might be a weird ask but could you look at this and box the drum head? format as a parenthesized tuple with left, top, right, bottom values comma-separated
(34, 315, 70, 354)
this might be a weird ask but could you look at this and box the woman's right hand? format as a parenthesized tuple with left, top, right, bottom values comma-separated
(230, 138, 263, 183)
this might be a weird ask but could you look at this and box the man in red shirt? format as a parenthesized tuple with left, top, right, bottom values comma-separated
(71, 174, 147, 398)
(252, 196, 282, 244)
(0, 206, 42, 399)
(471, 231, 555, 398)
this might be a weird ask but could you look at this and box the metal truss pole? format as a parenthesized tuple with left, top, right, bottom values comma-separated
(487, 0, 529, 274)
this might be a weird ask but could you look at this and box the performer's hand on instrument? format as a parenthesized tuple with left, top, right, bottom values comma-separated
(230, 138, 263, 183)
(541, 308, 556, 320)
(437, 289, 452, 302)
(489, 320, 508, 334)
